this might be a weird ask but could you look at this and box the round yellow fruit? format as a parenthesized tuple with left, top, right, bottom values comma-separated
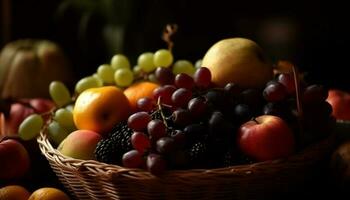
(28, 187, 70, 200)
(202, 37, 273, 89)
(73, 86, 131, 135)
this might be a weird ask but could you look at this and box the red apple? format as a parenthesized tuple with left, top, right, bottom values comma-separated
(237, 115, 295, 161)
(0, 138, 30, 179)
(326, 89, 350, 121)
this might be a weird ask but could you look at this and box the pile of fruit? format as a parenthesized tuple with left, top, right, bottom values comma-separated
(14, 36, 334, 176)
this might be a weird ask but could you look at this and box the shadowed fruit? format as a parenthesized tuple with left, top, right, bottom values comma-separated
(73, 86, 130, 135)
(58, 129, 102, 160)
(0, 185, 30, 200)
(28, 187, 70, 200)
(123, 81, 160, 112)
(0, 139, 30, 179)
(202, 38, 273, 88)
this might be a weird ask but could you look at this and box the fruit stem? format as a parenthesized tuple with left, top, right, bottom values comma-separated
(162, 24, 178, 51)
(157, 97, 168, 128)
(291, 65, 303, 118)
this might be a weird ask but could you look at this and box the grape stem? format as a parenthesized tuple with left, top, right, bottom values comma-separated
(156, 97, 169, 128)
(162, 24, 178, 51)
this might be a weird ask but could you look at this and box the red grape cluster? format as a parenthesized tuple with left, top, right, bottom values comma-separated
(108, 66, 333, 175)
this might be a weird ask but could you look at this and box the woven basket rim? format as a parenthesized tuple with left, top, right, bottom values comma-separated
(37, 125, 335, 179)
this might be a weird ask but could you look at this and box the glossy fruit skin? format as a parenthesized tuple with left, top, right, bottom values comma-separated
(73, 86, 131, 135)
(0, 139, 30, 179)
(58, 129, 102, 160)
(237, 115, 295, 161)
(202, 38, 273, 88)
(326, 89, 350, 121)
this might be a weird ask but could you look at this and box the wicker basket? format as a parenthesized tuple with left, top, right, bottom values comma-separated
(37, 126, 336, 200)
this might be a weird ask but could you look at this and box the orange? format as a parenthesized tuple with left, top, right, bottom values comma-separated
(123, 81, 160, 112)
(73, 86, 131, 135)
(28, 187, 70, 200)
(0, 185, 30, 200)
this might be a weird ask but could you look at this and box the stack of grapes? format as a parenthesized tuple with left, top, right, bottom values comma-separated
(95, 65, 335, 175)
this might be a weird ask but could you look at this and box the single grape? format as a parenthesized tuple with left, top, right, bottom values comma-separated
(153, 49, 173, 68)
(263, 81, 288, 102)
(131, 132, 151, 154)
(114, 68, 134, 87)
(208, 111, 229, 138)
(156, 137, 176, 155)
(47, 121, 70, 146)
(187, 97, 207, 118)
(133, 65, 142, 77)
(146, 153, 167, 175)
(136, 97, 155, 112)
(153, 85, 176, 105)
(224, 82, 241, 97)
(277, 73, 296, 95)
(18, 114, 44, 141)
(111, 54, 131, 70)
(194, 67, 211, 88)
(175, 73, 194, 89)
(239, 88, 263, 110)
(233, 104, 252, 124)
(49, 81, 71, 107)
(155, 67, 174, 85)
(171, 88, 193, 108)
(122, 150, 144, 168)
(127, 112, 151, 131)
(138, 52, 156, 72)
(172, 60, 195, 76)
(205, 89, 226, 109)
(54, 108, 76, 131)
(172, 108, 192, 127)
(75, 76, 103, 94)
(147, 119, 167, 141)
(97, 64, 115, 84)
(302, 84, 328, 104)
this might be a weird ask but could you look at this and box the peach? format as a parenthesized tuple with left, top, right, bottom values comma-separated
(0, 139, 30, 179)
(58, 130, 102, 160)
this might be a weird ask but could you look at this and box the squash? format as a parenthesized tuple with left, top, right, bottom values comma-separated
(0, 39, 74, 99)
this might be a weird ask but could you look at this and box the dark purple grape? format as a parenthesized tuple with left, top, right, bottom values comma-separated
(171, 88, 193, 108)
(171, 130, 186, 148)
(187, 97, 207, 118)
(128, 112, 151, 131)
(175, 73, 194, 89)
(183, 123, 207, 143)
(277, 73, 296, 95)
(302, 84, 328, 104)
(153, 85, 176, 105)
(155, 67, 174, 85)
(147, 119, 167, 141)
(233, 104, 252, 124)
(172, 108, 192, 127)
(146, 153, 167, 175)
(156, 137, 176, 154)
(194, 67, 211, 88)
(122, 150, 144, 168)
(263, 81, 288, 102)
(131, 132, 151, 154)
(136, 97, 155, 112)
(224, 82, 241, 96)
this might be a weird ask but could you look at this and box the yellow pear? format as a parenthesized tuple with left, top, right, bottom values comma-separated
(202, 38, 273, 89)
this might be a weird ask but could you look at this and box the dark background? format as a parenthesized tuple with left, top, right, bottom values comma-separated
(1, 0, 350, 91)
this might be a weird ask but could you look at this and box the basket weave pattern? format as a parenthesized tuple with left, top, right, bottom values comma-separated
(37, 127, 335, 200)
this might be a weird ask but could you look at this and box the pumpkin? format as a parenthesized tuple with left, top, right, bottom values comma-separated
(0, 39, 74, 99)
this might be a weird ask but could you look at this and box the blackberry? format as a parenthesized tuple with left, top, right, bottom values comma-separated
(187, 141, 208, 168)
(95, 121, 133, 165)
